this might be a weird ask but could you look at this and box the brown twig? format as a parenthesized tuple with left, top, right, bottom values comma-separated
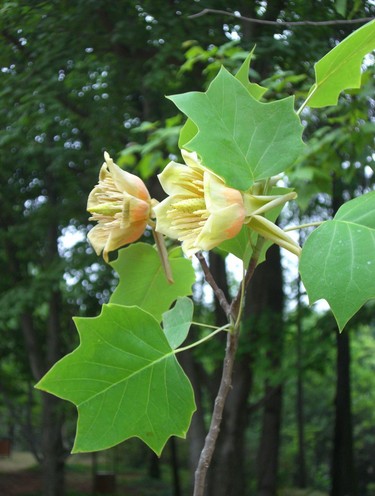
(193, 244, 262, 496)
(195, 251, 231, 317)
(193, 328, 239, 496)
(188, 9, 373, 27)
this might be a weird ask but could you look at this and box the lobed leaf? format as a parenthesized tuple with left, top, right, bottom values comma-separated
(235, 49, 268, 100)
(169, 67, 305, 190)
(179, 50, 266, 150)
(299, 191, 375, 330)
(36, 304, 196, 455)
(305, 19, 375, 108)
(110, 243, 195, 321)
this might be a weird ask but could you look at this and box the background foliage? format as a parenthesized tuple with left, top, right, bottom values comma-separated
(0, 1, 374, 496)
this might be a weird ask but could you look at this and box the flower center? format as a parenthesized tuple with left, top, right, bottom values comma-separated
(167, 197, 209, 241)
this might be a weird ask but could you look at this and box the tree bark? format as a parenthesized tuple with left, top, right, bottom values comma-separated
(295, 279, 307, 488)
(41, 393, 66, 496)
(252, 245, 284, 496)
(330, 330, 358, 496)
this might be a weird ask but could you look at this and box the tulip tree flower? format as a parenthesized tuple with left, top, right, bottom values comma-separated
(87, 152, 152, 262)
(155, 150, 301, 258)
(154, 150, 246, 257)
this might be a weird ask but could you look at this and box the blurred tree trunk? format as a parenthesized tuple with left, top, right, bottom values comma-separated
(295, 277, 307, 488)
(331, 329, 358, 496)
(41, 394, 65, 496)
(251, 245, 284, 496)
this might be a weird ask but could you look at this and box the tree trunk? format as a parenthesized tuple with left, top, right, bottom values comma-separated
(41, 394, 66, 496)
(257, 385, 283, 496)
(330, 330, 358, 496)
(252, 245, 284, 496)
(295, 279, 307, 488)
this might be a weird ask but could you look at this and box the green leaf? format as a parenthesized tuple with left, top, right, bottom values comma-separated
(162, 297, 194, 349)
(178, 118, 198, 149)
(235, 49, 268, 100)
(179, 50, 266, 150)
(305, 20, 375, 108)
(110, 243, 195, 321)
(299, 191, 375, 331)
(335, 0, 347, 17)
(168, 67, 305, 190)
(36, 304, 196, 455)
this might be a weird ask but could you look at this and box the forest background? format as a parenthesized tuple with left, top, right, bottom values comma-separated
(0, 1, 374, 496)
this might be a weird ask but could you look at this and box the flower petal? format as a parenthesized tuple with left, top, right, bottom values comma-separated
(158, 160, 203, 197)
(204, 171, 245, 215)
(154, 196, 182, 239)
(197, 203, 244, 251)
(104, 152, 150, 201)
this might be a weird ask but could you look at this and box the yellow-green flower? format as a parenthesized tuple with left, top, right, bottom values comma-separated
(87, 152, 152, 262)
(154, 150, 245, 257)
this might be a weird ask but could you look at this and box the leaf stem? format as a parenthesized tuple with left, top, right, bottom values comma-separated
(284, 220, 324, 232)
(191, 321, 223, 330)
(175, 325, 230, 354)
(152, 228, 174, 284)
(296, 85, 316, 115)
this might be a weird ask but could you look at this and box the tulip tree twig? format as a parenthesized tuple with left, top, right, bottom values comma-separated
(193, 327, 239, 496)
(195, 251, 232, 317)
(193, 243, 262, 496)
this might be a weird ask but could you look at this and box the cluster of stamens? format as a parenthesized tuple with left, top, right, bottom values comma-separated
(166, 170, 209, 242)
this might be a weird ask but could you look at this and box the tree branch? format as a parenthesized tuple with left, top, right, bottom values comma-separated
(195, 252, 231, 318)
(193, 244, 262, 495)
(193, 328, 239, 496)
(188, 9, 373, 27)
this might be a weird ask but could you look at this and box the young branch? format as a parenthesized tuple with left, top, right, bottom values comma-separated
(195, 251, 232, 317)
(188, 9, 373, 27)
(193, 328, 239, 496)
(193, 243, 262, 495)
